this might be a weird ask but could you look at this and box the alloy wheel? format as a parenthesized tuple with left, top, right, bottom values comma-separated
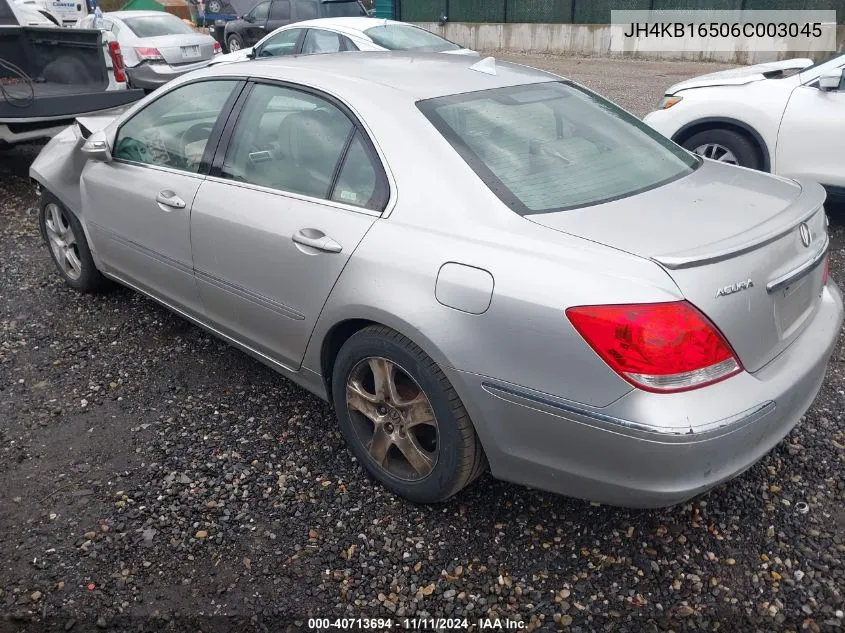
(228, 38, 241, 51)
(692, 143, 738, 165)
(346, 357, 439, 481)
(43, 203, 83, 281)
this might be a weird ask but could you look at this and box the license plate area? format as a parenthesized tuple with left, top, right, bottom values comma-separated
(774, 274, 816, 338)
(181, 45, 200, 58)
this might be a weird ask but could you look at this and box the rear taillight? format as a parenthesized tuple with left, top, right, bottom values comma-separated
(108, 40, 126, 83)
(136, 46, 164, 62)
(566, 301, 742, 393)
(213, 40, 221, 55)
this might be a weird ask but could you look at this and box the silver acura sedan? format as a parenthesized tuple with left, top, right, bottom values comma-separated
(30, 53, 843, 507)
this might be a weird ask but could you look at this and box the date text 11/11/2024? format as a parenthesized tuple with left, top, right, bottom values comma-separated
(307, 617, 527, 630)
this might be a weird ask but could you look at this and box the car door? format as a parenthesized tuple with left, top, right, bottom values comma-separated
(82, 79, 242, 316)
(264, 0, 291, 33)
(244, 0, 270, 45)
(190, 81, 390, 368)
(253, 26, 304, 58)
(776, 64, 845, 188)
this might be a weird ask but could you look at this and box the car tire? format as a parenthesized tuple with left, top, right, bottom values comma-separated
(226, 33, 243, 52)
(681, 129, 762, 170)
(39, 192, 108, 293)
(331, 325, 487, 503)
(207, 0, 222, 12)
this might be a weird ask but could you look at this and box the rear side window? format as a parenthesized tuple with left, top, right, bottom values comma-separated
(418, 81, 699, 215)
(268, 0, 290, 21)
(220, 83, 388, 211)
(301, 28, 343, 54)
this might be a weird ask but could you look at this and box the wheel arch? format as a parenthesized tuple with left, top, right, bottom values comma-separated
(672, 117, 771, 173)
(313, 313, 455, 406)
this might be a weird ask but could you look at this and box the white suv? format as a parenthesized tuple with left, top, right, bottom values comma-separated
(644, 53, 845, 202)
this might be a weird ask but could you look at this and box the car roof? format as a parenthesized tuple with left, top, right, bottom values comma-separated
(278, 17, 411, 37)
(204, 51, 555, 101)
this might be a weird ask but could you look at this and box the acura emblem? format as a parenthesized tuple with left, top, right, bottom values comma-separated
(799, 222, 812, 248)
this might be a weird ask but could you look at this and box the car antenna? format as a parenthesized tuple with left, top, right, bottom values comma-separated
(469, 56, 496, 75)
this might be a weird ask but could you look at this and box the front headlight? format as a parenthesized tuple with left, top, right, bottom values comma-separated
(657, 95, 683, 110)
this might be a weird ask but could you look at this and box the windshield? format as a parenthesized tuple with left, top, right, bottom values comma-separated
(418, 81, 699, 215)
(322, 0, 365, 17)
(801, 51, 845, 75)
(122, 14, 195, 37)
(364, 24, 460, 51)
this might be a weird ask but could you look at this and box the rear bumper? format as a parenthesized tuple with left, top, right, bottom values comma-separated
(447, 283, 843, 508)
(126, 60, 211, 90)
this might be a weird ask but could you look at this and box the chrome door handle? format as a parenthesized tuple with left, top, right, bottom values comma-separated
(292, 229, 343, 253)
(155, 190, 186, 209)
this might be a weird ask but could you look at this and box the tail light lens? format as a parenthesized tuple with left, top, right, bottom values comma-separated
(107, 40, 126, 83)
(136, 46, 164, 62)
(213, 40, 222, 55)
(566, 301, 742, 393)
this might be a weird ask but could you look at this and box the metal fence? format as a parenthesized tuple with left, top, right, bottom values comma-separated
(397, 0, 845, 23)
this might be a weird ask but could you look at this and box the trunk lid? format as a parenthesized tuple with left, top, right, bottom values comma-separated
(140, 33, 215, 65)
(527, 160, 829, 372)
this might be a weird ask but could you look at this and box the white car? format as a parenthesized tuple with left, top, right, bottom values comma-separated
(12, 0, 61, 25)
(644, 52, 845, 202)
(209, 17, 477, 66)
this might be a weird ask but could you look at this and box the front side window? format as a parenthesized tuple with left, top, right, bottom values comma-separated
(418, 81, 699, 215)
(122, 14, 194, 37)
(220, 83, 387, 210)
(294, 0, 317, 20)
(320, 0, 365, 17)
(256, 28, 302, 57)
(248, 1, 269, 22)
(114, 80, 238, 173)
(301, 28, 343, 54)
(364, 24, 460, 52)
(268, 0, 290, 21)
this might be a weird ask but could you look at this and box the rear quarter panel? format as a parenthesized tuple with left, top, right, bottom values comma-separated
(301, 96, 685, 411)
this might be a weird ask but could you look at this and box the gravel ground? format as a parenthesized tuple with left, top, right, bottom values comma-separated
(2, 56, 845, 633)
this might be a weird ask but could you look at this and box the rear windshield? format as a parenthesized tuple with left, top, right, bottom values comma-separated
(418, 81, 699, 215)
(321, 0, 366, 17)
(364, 24, 460, 52)
(122, 14, 195, 37)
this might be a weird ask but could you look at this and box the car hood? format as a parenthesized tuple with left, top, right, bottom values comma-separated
(666, 58, 813, 93)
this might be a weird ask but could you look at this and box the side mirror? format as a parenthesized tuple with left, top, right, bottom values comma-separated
(246, 46, 257, 58)
(243, 13, 253, 22)
(819, 68, 842, 91)
(81, 130, 112, 162)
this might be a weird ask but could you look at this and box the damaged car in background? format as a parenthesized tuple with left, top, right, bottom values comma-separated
(29, 53, 842, 507)
(0, 0, 143, 146)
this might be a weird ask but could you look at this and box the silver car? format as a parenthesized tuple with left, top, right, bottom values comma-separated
(77, 11, 220, 90)
(30, 53, 843, 507)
